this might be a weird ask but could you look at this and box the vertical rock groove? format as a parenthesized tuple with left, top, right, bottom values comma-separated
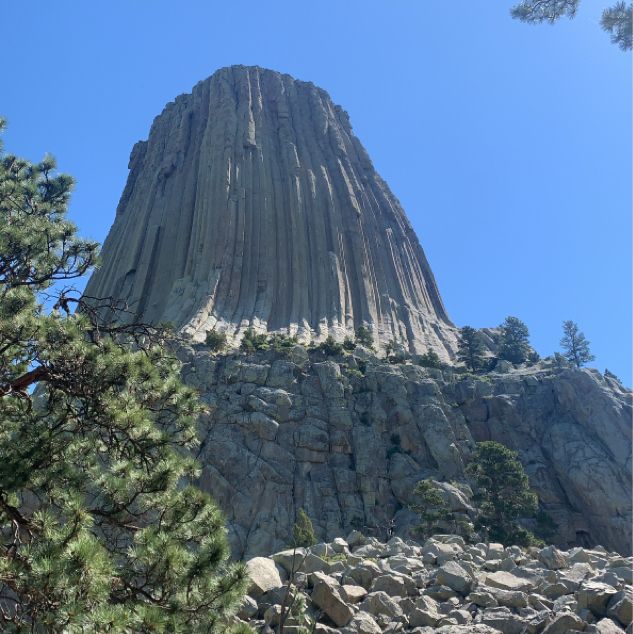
(85, 65, 457, 357)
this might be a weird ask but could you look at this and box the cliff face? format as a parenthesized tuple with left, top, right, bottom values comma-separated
(178, 345, 632, 559)
(85, 65, 456, 357)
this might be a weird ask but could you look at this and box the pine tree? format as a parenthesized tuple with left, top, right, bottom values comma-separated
(457, 326, 486, 372)
(498, 316, 531, 364)
(292, 509, 317, 548)
(467, 441, 539, 547)
(354, 325, 374, 349)
(411, 480, 453, 539)
(601, 2, 633, 50)
(511, 0, 632, 50)
(560, 320, 595, 368)
(0, 122, 247, 631)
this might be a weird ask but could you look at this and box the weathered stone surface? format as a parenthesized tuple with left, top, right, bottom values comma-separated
(542, 611, 588, 633)
(340, 612, 382, 634)
(595, 618, 626, 633)
(539, 545, 568, 570)
(360, 591, 404, 619)
(577, 581, 620, 617)
(485, 570, 537, 593)
(608, 589, 633, 626)
(245, 556, 284, 598)
(341, 583, 367, 603)
(480, 606, 529, 634)
(311, 571, 354, 626)
(435, 561, 474, 595)
(85, 65, 456, 358)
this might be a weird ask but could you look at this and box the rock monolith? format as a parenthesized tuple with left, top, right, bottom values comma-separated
(84, 65, 456, 357)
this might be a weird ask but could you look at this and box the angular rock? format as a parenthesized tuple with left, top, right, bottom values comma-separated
(342, 584, 367, 603)
(542, 612, 588, 633)
(577, 581, 620, 617)
(608, 589, 633, 626)
(480, 606, 530, 634)
(245, 556, 284, 598)
(539, 546, 568, 570)
(435, 561, 474, 595)
(485, 570, 536, 592)
(360, 591, 404, 619)
(595, 618, 626, 633)
(311, 572, 354, 627)
(341, 612, 382, 634)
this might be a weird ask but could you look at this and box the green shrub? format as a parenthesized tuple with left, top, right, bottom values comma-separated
(292, 509, 317, 548)
(342, 336, 356, 351)
(498, 316, 531, 364)
(467, 441, 539, 547)
(268, 333, 299, 353)
(417, 350, 442, 369)
(240, 328, 269, 352)
(355, 325, 374, 349)
(205, 329, 227, 351)
(317, 335, 344, 356)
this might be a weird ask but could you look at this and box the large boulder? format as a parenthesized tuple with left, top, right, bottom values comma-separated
(577, 581, 620, 617)
(484, 570, 536, 592)
(245, 557, 284, 598)
(310, 572, 354, 627)
(608, 589, 633, 627)
(435, 561, 474, 595)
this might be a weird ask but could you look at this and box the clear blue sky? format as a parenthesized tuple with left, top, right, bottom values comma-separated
(3, 1, 631, 383)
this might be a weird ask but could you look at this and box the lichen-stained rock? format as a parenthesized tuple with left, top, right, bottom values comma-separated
(84, 65, 457, 358)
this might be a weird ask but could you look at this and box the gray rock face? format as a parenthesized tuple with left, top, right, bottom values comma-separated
(85, 65, 456, 358)
(181, 345, 632, 558)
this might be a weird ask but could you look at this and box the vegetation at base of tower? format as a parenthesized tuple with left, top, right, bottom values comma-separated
(384, 339, 398, 357)
(457, 326, 486, 373)
(292, 509, 317, 548)
(240, 328, 270, 352)
(342, 336, 356, 351)
(467, 441, 541, 547)
(0, 123, 247, 631)
(354, 325, 374, 349)
(416, 349, 443, 369)
(206, 329, 228, 351)
(560, 320, 595, 368)
(498, 315, 531, 364)
(510, 0, 632, 50)
(315, 335, 344, 357)
(268, 333, 299, 354)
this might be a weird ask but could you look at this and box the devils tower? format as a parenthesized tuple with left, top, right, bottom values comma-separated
(85, 65, 457, 357)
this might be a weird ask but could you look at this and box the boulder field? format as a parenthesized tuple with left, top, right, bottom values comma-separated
(236, 532, 633, 633)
